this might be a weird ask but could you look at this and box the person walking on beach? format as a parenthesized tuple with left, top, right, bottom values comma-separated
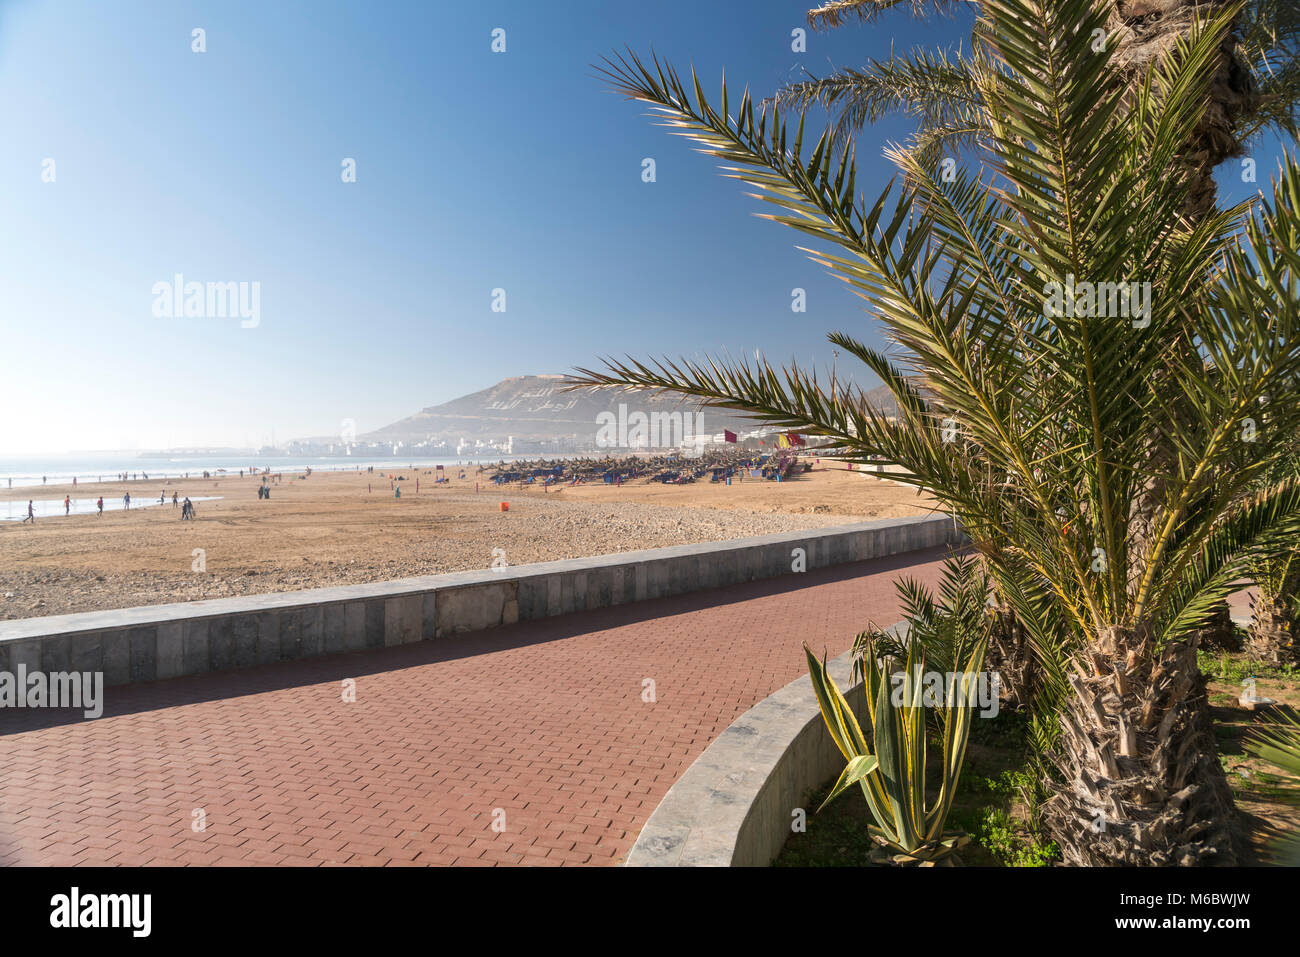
(64, 495, 71, 516)
(97, 496, 103, 516)
(173, 492, 178, 508)
(123, 491, 131, 510)
(22, 500, 34, 523)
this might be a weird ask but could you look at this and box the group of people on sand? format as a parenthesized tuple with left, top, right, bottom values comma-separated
(20, 490, 196, 522)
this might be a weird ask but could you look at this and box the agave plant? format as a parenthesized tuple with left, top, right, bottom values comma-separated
(1243, 712, 1300, 864)
(577, 0, 1300, 865)
(804, 571, 989, 864)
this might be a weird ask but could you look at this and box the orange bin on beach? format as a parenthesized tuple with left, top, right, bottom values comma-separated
(499, 502, 509, 511)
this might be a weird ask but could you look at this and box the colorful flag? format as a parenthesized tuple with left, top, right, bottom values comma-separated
(786, 432, 806, 447)
(724, 430, 737, 443)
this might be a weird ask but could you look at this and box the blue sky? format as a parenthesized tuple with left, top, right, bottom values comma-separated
(0, 0, 1288, 453)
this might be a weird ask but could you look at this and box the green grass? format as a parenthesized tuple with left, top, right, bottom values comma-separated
(947, 762, 1059, 868)
(1197, 647, 1300, 686)
(960, 806, 1059, 868)
(772, 780, 886, 867)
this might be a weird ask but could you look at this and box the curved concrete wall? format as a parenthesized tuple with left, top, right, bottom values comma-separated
(625, 624, 905, 867)
(0, 515, 960, 688)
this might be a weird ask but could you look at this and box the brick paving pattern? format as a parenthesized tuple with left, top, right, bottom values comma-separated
(0, 548, 950, 866)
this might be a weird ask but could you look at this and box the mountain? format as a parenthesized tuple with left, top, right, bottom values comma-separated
(284, 375, 905, 455)
(860, 384, 903, 419)
(361, 375, 760, 445)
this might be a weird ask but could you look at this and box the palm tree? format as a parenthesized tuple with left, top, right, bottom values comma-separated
(1244, 449, 1300, 665)
(781, 0, 1299, 665)
(779, 0, 1298, 220)
(1247, 554, 1300, 664)
(577, 0, 1300, 864)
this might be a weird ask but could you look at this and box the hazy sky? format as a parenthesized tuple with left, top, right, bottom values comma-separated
(0, 0, 1287, 453)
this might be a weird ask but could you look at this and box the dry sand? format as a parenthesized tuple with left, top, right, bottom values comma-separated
(0, 462, 936, 620)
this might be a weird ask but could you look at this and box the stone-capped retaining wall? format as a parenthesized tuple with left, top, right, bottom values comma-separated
(0, 515, 960, 688)
(624, 625, 905, 867)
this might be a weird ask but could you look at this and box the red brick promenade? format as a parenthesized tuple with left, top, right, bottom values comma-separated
(0, 548, 949, 866)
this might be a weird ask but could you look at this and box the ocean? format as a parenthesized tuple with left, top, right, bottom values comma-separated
(0, 453, 531, 490)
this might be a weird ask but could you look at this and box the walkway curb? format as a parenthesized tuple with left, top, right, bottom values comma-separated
(624, 622, 906, 867)
(0, 515, 960, 688)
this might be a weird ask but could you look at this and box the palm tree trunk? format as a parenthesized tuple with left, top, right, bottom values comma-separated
(1246, 592, 1300, 667)
(1043, 629, 1240, 865)
(1104, 7, 1260, 864)
(1110, 0, 1260, 220)
(986, 603, 1040, 711)
(1193, 601, 1242, 653)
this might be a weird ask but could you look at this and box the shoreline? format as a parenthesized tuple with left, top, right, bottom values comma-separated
(0, 448, 819, 494)
(0, 462, 933, 620)
(0, 456, 524, 493)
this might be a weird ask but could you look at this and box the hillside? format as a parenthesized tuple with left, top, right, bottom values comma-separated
(283, 375, 904, 454)
(361, 375, 762, 444)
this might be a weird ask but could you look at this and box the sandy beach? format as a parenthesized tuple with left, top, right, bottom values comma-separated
(0, 460, 935, 619)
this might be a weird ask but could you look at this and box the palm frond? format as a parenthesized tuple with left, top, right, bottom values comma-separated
(1244, 711, 1300, 865)
(807, 0, 971, 30)
(588, 0, 1300, 762)
(769, 47, 991, 152)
